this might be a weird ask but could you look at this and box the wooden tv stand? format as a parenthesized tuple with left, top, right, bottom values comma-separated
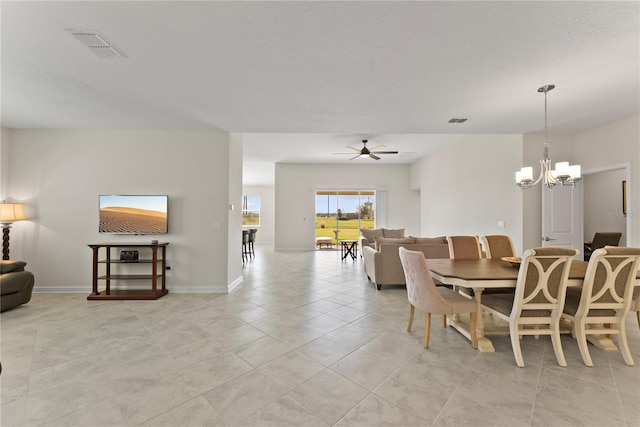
(87, 242, 169, 300)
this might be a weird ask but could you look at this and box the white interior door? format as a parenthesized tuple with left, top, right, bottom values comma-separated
(541, 184, 583, 258)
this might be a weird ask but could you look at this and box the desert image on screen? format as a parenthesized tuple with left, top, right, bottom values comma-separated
(99, 207, 167, 233)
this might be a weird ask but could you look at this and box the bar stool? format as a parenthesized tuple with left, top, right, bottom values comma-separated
(242, 230, 250, 263)
(248, 228, 257, 258)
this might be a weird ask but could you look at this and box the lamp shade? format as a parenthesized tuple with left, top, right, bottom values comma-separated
(0, 203, 26, 223)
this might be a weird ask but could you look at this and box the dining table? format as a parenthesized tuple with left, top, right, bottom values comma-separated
(427, 258, 640, 353)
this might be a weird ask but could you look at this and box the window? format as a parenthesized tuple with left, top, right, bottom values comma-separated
(242, 195, 260, 226)
(315, 190, 375, 245)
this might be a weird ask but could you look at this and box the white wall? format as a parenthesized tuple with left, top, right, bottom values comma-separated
(1, 127, 12, 198)
(583, 169, 627, 246)
(574, 114, 639, 246)
(5, 129, 238, 292)
(410, 134, 524, 254)
(242, 185, 275, 245)
(274, 163, 419, 251)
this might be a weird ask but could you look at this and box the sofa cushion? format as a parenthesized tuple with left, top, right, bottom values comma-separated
(411, 236, 448, 245)
(382, 228, 405, 238)
(360, 228, 383, 242)
(374, 236, 416, 251)
(0, 260, 26, 274)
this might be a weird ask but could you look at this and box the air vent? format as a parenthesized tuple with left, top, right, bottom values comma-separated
(66, 30, 126, 59)
(448, 118, 468, 123)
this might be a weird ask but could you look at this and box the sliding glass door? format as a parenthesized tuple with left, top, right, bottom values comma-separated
(315, 190, 375, 247)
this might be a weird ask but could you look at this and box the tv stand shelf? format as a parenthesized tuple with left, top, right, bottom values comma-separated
(88, 242, 169, 300)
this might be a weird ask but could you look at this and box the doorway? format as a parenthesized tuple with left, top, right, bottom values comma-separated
(583, 167, 628, 247)
(315, 190, 375, 249)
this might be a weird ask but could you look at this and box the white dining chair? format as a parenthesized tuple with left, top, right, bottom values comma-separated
(562, 246, 640, 366)
(481, 247, 577, 367)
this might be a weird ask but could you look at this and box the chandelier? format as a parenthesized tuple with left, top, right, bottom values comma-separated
(515, 84, 581, 190)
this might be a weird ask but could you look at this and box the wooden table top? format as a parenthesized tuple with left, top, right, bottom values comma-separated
(427, 258, 589, 281)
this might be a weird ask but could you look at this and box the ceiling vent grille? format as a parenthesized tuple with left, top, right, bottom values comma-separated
(66, 30, 126, 59)
(448, 118, 468, 123)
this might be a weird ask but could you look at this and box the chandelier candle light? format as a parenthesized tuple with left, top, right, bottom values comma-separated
(515, 84, 581, 190)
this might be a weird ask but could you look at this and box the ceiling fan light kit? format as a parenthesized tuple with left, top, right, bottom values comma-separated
(515, 84, 581, 190)
(335, 140, 399, 161)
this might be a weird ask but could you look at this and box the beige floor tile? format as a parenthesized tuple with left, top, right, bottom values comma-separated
(289, 369, 369, 425)
(137, 395, 225, 427)
(237, 394, 330, 427)
(336, 394, 427, 427)
(203, 370, 285, 425)
(258, 350, 325, 391)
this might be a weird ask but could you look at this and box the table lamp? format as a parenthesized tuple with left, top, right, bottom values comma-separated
(0, 202, 26, 260)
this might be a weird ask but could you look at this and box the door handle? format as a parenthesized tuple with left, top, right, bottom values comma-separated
(543, 237, 556, 241)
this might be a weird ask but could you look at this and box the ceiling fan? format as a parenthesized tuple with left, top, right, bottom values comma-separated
(334, 139, 399, 160)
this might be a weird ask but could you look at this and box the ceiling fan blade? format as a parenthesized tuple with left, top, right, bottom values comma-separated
(345, 146, 362, 152)
(369, 154, 381, 160)
(368, 145, 384, 151)
(371, 151, 399, 154)
(333, 152, 357, 155)
(350, 154, 361, 160)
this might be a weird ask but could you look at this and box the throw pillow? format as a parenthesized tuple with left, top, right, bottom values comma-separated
(411, 236, 448, 245)
(374, 236, 416, 251)
(360, 228, 383, 242)
(382, 228, 405, 238)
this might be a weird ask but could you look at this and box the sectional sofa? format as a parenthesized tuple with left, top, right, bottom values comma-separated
(362, 236, 450, 290)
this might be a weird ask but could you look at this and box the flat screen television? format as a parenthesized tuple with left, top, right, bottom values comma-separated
(99, 195, 168, 234)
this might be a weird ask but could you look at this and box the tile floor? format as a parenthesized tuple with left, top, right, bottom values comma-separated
(1, 246, 639, 426)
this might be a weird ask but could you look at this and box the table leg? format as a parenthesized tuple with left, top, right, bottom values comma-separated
(472, 288, 495, 352)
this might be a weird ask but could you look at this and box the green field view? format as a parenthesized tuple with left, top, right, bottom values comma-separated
(315, 216, 374, 243)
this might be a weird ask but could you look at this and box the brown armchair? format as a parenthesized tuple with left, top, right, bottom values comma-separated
(584, 232, 622, 261)
(1, 260, 35, 312)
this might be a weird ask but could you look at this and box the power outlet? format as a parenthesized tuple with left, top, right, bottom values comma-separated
(498, 220, 505, 228)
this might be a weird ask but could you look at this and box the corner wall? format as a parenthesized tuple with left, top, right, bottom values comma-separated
(5, 129, 236, 292)
(410, 134, 524, 254)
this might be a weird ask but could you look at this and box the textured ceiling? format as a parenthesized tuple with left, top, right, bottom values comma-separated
(1, 1, 638, 184)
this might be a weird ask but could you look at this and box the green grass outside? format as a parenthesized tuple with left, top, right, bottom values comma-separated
(315, 216, 374, 242)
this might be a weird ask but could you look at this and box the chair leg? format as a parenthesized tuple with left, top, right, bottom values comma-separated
(636, 311, 640, 329)
(550, 320, 567, 367)
(442, 315, 447, 327)
(407, 304, 415, 332)
(575, 319, 593, 367)
(469, 312, 478, 349)
(510, 324, 525, 367)
(618, 320, 635, 366)
(423, 313, 431, 349)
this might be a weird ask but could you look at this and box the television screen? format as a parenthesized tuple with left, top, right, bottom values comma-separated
(99, 195, 168, 234)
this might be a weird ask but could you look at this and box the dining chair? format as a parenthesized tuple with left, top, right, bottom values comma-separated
(584, 232, 622, 261)
(399, 247, 477, 349)
(632, 287, 640, 330)
(561, 246, 640, 366)
(481, 247, 577, 367)
(447, 236, 482, 259)
(248, 228, 257, 258)
(481, 235, 516, 260)
(447, 235, 483, 296)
